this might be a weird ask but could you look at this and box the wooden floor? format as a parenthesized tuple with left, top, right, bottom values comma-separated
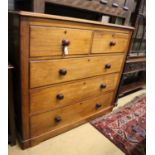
(8, 89, 145, 155)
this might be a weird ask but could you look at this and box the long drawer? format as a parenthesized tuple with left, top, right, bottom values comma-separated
(30, 26, 92, 57)
(30, 92, 114, 137)
(92, 31, 130, 54)
(30, 73, 119, 114)
(30, 54, 124, 88)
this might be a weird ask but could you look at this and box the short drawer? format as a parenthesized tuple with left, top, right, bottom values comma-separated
(30, 54, 124, 88)
(30, 26, 92, 57)
(30, 73, 119, 114)
(30, 92, 114, 137)
(91, 31, 130, 53)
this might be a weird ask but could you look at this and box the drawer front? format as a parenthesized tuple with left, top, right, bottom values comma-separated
(30, 73, 119, 113)
(30, 26, 92, 57)
(31, 92, 114, 137)
(30, 54, 124, 88)
(92, 31, 130, 53)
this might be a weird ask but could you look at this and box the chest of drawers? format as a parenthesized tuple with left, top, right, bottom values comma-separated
(9, 11, 133, 149)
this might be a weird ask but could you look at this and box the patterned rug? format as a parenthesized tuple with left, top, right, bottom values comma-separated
(91, 94, 146, 155)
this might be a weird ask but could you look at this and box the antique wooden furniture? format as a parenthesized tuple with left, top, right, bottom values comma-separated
(119, 0, 146, 96)
(9, 11, 133, 149)
(15, 0, 134, 25)
(8, 64, 16, 146)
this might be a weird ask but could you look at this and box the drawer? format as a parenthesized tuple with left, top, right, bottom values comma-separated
(30, 73, 119, 113)
(30, 92, 114, 137)
(91, 31, 130, 53)
(30, 26, 92, 57)
(30, 54, 124, 88)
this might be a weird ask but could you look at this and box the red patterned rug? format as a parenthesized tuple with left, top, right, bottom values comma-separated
(91, 94, 146, 155)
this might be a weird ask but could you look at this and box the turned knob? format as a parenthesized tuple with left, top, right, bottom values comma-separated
(105, 64, 111, 69)
(110, 41, 116, 46)
(54, 116, 62, 123)
(100, 83, 107, 89)
(59, 68, 67, 75)
(62, 39, 70, 46)
(96, 103, 102, 109)
(56, 94, 64, 100)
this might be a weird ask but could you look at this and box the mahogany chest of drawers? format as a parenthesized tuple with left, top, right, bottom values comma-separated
(9, 11, 133, 149)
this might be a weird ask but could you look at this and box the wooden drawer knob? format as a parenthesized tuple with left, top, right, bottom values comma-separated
(110, 41, 116, 46)
(62, 40, 70, 55)
(62, 40, 70, 46)
(56, 94, 64, 100)
(96, 103, 102, 109)
(105, 64, 111, 69)
(100, 83, 107, 89)
(54, 116, 62, 123)
(100, 0, 108, 5)
(59, 68, 67, 76)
